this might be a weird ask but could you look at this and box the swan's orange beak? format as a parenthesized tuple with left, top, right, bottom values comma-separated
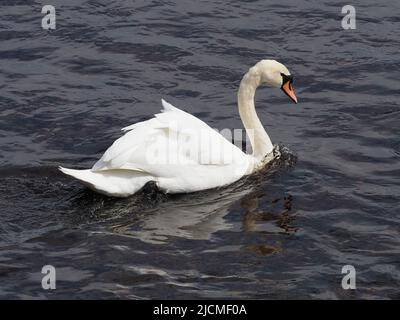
(281, 80, 298, 104)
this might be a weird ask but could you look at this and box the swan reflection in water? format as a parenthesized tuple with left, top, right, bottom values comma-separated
(67, 146, 297, 251)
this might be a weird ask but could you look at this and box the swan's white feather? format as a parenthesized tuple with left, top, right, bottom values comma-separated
(59, 167, 153, 197)
(61, 100, 251, 196)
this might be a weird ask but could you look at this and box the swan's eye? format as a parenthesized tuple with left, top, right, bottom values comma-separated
(280, 73, 293, 87)
(280, 73, 297, 103)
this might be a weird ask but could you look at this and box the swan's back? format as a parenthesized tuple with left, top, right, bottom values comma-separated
(60, 100, 250, 197)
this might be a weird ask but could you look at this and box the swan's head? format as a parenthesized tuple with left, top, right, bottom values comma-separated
(254, 59, 298, 103)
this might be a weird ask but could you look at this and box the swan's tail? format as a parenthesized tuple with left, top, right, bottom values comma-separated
(59, 166, 152, 197)
(59, 167, 100, 188)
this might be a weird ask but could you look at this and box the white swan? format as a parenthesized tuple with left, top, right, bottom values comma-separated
(60, 60, 297, 197)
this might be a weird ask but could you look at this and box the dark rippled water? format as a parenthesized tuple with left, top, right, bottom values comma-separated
(0, 0, 399, 299)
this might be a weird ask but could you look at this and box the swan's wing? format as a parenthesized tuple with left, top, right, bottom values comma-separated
(92, 99, 246, 176)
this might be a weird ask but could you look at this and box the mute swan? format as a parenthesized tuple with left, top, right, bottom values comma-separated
(60, 60, 297, 197)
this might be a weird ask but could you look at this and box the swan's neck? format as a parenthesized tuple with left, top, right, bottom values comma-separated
(238, 67, 273, 160)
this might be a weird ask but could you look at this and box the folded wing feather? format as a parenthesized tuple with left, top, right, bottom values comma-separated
(92, 99, 246, 178)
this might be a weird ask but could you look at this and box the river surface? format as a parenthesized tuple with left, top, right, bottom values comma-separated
(0, 0, 399, 299)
